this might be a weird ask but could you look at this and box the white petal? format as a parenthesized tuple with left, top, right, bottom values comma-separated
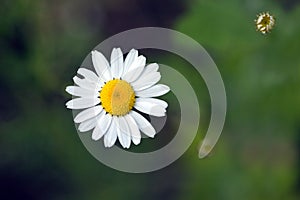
(104, 117, 118, 147)
(136, 84, 170, 97)
(92, 114, 112, 141)
(122, 55, 146, 82)
(65, 97, 100, 109)
(91, 50, 112, 81)
(132, 72, 161, 91)
(77, 68, 100, 84)
(123, 49, 138, 75)
(116, 117, 131, 148)
(110, 48, 123, 78)
(73, 76, 102, 91)
(124, 114, 141, 145)
(65, 86, 98, 97)
(78, 117, 97, 132)
(132, 63, 159, 87)
(134, 99, 166, 117)
(136, 97, 168, 108)
(130, 111, 156, 138)
(74, 105, 103, 123)
(139, 63, 159, 77)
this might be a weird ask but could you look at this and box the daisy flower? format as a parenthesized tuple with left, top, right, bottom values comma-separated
(65, 48, 170, 148)
(255, 12, 275, 34)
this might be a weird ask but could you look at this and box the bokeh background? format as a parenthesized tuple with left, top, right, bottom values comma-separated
(1, 0, 300, 199)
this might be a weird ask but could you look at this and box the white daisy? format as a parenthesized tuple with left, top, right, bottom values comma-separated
(65, 48, 170, 148)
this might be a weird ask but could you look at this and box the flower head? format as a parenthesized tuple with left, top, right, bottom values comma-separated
(65, 48, 170, 148)
(255, 12, 275, 34)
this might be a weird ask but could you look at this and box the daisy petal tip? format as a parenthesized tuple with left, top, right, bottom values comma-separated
(112, 47, 119, 53)
(120, 141, 131, 149)
(91, 49, 100, 54)
(157, 113, 166, 117)
(73, 118, 80, 123)
(77, 127, 85, 133)
(139, 54, 145, 58)
(144, 127, 156, 138)
(139, 55, 146, 62)
(117, 48, 123, 55)
(104, 140, 114, 148)
(129, 48, 138, 56)
(91, 51, 97, 58)
(92, 134, 101, 141)
(132, 139, 141, 145)
(72, 75, 77, 80)
(150, 63, 159, 68)
(65, 100, 71, 107)
(65, 86, 74, 95)
(91, 50, 100, 59)
(165, 85, 171, 92)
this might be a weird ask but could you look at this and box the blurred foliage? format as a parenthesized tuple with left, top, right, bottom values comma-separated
(175, 0, 300, 199)
(0, 0, 300, 199)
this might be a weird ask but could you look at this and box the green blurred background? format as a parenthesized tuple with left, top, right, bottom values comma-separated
(1, 0, 300, 199)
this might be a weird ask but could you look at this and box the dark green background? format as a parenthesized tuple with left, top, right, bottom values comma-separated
(1, 0, 300, 199)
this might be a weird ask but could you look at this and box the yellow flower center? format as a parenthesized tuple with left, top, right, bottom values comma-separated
(100, 79, 135, 116)
(260, 15, 271, 26)
(255, 12, 275, 34)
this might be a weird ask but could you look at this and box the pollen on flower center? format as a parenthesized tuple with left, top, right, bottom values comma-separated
(255, 12, 275, 34)
(100, 79, 135, 116)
